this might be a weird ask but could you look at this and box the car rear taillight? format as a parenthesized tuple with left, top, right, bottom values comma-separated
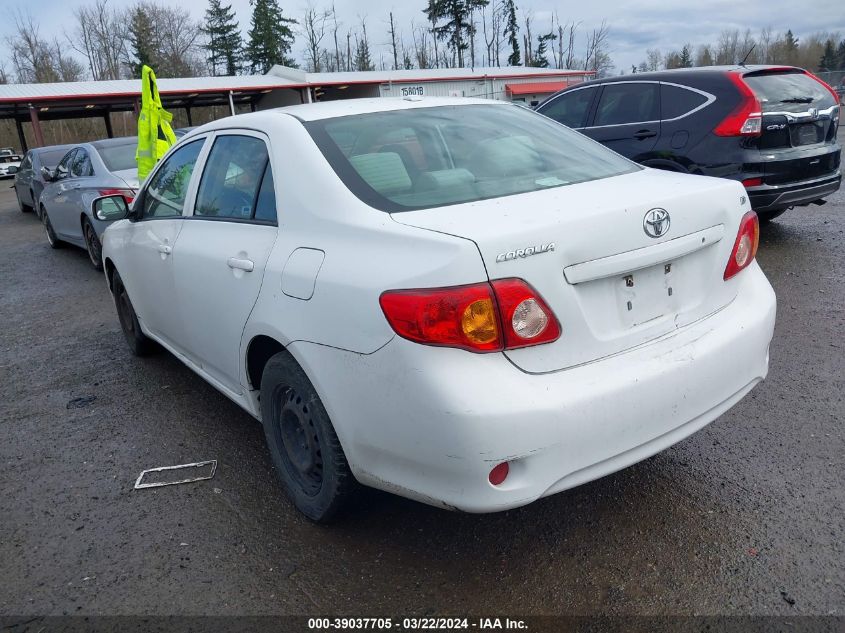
(742, 177, 763, 188)
(724, 211, 760, 280)
(99, 188, 136, 204)
(379, 279, 560, 353)
(714, 73, 762, 137)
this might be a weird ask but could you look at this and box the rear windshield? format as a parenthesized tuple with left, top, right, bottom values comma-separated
(744, 71, 836, 114)
(40, 148, 73, 169)
(305, 104, 639, 212)
(96, 142, 137, 172)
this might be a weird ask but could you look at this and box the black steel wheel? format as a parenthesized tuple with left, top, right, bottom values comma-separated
(260, 352, 355, 522)
(112, 270, 155, 356)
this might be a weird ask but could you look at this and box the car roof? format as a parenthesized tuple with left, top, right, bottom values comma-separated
(30, 144, 75, 156)
(89, 136, 136, 150)
(585, 64, 804, 85)
(189, 97, 505, 135)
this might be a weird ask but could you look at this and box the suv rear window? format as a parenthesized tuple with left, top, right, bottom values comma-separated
(743, 71, 836, 113)
(305, 104, 639, 212)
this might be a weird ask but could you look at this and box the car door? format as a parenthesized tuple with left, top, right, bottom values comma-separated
(120, 138, 208, 351)
(61, 148, 96, 243)
(536, 85, 600, 130)
(14, 152, 33, 206)
(583, 82, 661, 159)
(171, 131, 279, 394)
(43, 149, 78, 236)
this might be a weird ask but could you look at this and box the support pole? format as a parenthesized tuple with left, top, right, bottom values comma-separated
(228, 91, 235, 116)
(15, 117, 28, 153)
(28, 104, 45, 148)
(185, 106, 193, 126)
(103, 112, 114, 138)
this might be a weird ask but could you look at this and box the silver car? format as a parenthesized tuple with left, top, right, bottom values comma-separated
(40, 137, 139, 270)
(12, 144, 75, 218)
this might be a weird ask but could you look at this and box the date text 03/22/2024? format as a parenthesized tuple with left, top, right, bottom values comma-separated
(307, 617, 528, 630)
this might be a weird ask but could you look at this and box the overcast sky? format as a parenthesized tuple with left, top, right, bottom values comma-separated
(1, 0, 843, 78)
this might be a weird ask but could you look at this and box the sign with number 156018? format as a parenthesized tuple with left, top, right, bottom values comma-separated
(400, 85, 425, 97)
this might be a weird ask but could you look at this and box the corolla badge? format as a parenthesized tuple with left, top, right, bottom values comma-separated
(643, 208, 670, 238)
(496, 243, 555, 263)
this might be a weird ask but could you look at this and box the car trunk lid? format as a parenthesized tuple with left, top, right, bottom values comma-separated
(392, 168, 747, 373)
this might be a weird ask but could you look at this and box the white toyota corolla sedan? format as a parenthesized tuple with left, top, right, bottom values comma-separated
(95, 97, 776, 522)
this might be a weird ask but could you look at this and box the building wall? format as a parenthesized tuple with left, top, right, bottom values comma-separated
(378, 76, 585, 102)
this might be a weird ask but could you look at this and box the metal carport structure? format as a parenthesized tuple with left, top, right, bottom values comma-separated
(0, 75, 308, 151)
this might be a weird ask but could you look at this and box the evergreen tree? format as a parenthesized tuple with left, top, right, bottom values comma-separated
(783, 29, 799, 63)
(529, 32, 556, 68)
(424, 0, 488, 68)
(818, 39, 837, 71)
(354, 21, 374, 71)
(503, 0, 520, 66)
(837, 39, 845, 70)
(247, 0, 297, 73)
(128, 7, 156, 78)
(679, 44, 693, 68)
(202, 0, 243, 76)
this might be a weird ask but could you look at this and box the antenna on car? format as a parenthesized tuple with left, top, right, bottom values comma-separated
(739, 44, 756, 68)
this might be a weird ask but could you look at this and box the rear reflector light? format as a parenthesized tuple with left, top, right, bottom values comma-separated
(488, 462, 509, 486)
(714, 73, 762, 137)
(724, 211, 760, 280)
(99, 188, 136, 204)
(742, 177, 763, 188)
(380, 278, 560, 353)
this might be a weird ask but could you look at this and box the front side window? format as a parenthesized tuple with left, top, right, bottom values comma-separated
(305, 104, 638, 212)
(194, 135, 273, 222)
(593, 83, 659, 126)
(141, 139, 204, 219)
(70, 150, 93, 178)
(539, 87, 597, 128)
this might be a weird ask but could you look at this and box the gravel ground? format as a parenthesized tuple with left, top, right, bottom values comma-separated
(0, 165, 843, 618)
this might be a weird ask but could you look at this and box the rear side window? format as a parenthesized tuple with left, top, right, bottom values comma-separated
(20, 153, 32, 170)
(661, 84, 708, 119)
(40, 148, 73, 169)
(538, 87, 597, 128)
(305, 104, 638, 212)
(743, 71, 836, 113)
(97, 143, 137, 172)
(194, 135, 273, 222)
(594, 83, 659, 126)
(71, 150, 94, 177)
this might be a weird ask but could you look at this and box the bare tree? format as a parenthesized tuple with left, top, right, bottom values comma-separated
(388, 11, 399, 69)
(412, 23, 431, 69)
(644, 48, 662, 71)
(302, 5, 331, 72)
(70, 0, 127, 80)
(716, 28, 740, 64)
(331, 5, 342, 72)
(584, 20, 612, 76)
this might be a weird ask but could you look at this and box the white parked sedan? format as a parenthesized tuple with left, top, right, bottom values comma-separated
(95, 97, 776, 522)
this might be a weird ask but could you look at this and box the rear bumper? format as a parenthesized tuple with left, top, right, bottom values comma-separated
(290, 263, 776, 513)
(747, 172, 841, 212)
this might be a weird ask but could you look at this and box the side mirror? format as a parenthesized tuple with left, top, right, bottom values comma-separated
(93, 194, 130, 221)
(40, 166, 54, 181)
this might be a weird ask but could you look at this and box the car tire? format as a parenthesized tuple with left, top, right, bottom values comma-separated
(756, 209, 787, 223)
(16, 186, 33, 213)
(111, 270, 156, 357)
(260, 352, 356, 523)
(82, 218, 104, 271)
(42, 209, 62, 249)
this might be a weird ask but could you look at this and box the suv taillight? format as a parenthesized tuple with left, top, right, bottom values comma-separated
(724, 211, 760, 280)
(714, 73, 762, 137)
(380, 279, 560, 353)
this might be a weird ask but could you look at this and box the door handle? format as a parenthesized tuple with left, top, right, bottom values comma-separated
(227, 257, 254, 272)
(633, 129, 657, 140)
(158, 244, 172, 255)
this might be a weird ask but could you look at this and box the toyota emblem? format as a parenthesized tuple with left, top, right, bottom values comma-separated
(643, 208, 670, 238)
